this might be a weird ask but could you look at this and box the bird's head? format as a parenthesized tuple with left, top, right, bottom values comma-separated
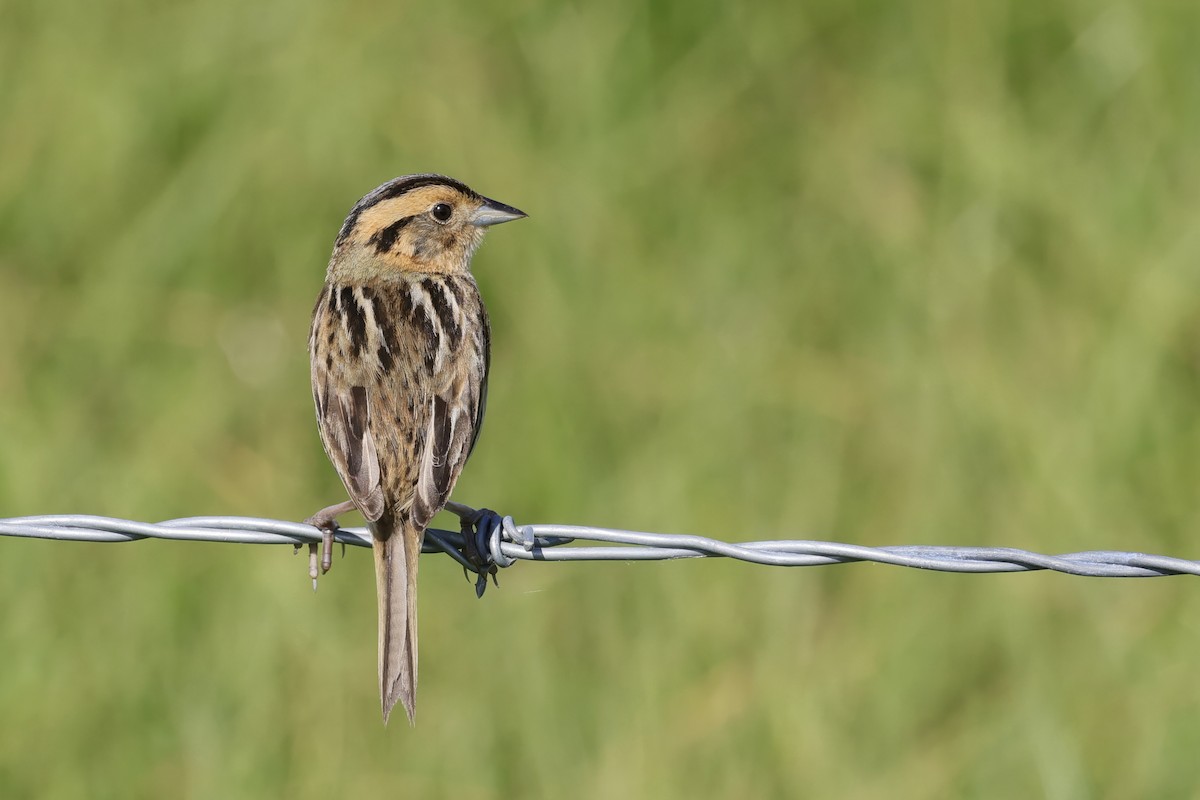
(329, 174, 526, 279)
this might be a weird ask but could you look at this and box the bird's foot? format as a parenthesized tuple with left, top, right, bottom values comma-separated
(301, 500, 356, 590)
(446, 502, 500, 598)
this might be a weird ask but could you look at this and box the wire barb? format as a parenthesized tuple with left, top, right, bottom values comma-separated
(1, 510, 1198, 579)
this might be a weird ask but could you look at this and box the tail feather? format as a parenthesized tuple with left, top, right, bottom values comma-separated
(373, 519, 423, 725)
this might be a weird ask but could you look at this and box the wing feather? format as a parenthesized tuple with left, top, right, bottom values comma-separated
(410, 280, 488, 528)
(466, 308, 491, 460)
(412, 383, 478, 528)
(312, 342, 386, 522)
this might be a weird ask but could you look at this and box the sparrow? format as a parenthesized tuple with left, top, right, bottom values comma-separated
(306, 174, 525, 724)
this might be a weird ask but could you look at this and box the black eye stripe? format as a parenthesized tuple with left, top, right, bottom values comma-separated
(366, 216, 415, 253)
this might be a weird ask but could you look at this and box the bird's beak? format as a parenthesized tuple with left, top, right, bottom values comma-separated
(471, 197, 527, 227)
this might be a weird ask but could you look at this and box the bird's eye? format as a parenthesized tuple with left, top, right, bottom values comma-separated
(431, 203, 453, 223)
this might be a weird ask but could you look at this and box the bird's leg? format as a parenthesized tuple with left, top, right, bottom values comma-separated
(303, 499, 357, 589)
(444, 501, 478, 520)
(445, 501, 482, 568)
(445, 501, 499, 595)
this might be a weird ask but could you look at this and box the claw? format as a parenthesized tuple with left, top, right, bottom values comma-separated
(472, 566, 499, 599)
(321, 529, 334, 574)
(452, 505, 502, 598)
(309, 548, 320, 589)
(301, 499, 357, 587)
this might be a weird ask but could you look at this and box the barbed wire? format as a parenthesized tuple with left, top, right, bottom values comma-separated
(3, 507, 1198, 595)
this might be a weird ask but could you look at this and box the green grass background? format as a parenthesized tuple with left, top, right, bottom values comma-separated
(2, 0, 1200, 796)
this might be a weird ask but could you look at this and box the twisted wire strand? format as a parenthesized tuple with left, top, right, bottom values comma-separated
(1, 511, 1197, 580)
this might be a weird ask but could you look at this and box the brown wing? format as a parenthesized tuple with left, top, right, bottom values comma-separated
(411, 378, 480, 528)
(409, 277, 490, 528)
(310, 283, 387, 521)
(311, 360, 387, 522)
(465, 304, 491, 460)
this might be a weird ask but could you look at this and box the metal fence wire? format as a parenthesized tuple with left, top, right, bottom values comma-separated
(3, 504, 1198, 597)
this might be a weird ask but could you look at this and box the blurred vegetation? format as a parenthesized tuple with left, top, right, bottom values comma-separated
(2, 0, 1200, 796)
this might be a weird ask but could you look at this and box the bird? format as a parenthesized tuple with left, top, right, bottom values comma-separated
(306, 174, 526, 724)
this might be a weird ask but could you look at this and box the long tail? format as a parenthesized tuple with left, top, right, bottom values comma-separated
(372, 518, 423, 725)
